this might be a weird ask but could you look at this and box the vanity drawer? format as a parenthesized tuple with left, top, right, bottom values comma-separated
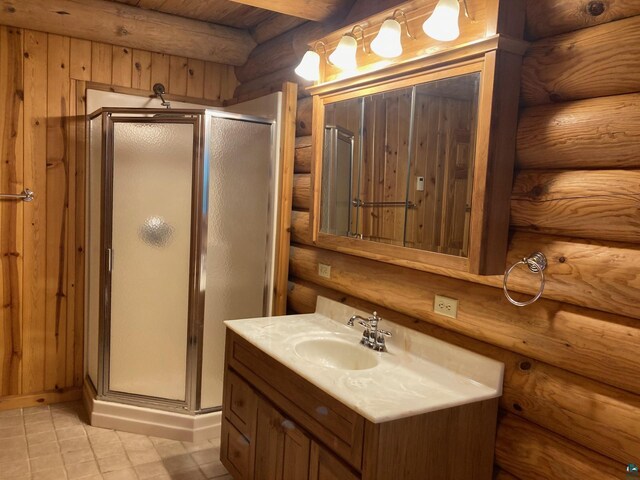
(226, 331, 365, 471)
(221, 419, 252, 479)
(223, 369, 257, 439)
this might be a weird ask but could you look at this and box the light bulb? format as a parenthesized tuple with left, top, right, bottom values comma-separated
(371, 19, 403, 58)
(294, 50, 321, 81)
(329, 34, 358, 71)
(423, 0, 460, 42)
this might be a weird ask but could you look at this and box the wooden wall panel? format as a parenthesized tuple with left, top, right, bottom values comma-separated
(111, 46, 132, 88)
(131, 50, 152, 91)
(0, 26, 24, 397)
(45, 33, 70, 392)
(0, 25, 238, 409)
(510, 170, 640, 243)
(283, 7, 640, 478)
(22, 30, 48, 396)
(517, 92, 640, 169)
(521, 15, 640, 106)
(525, 0, 640, 40)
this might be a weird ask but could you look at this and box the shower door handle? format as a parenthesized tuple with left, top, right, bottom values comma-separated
(106, 248, 113, 273)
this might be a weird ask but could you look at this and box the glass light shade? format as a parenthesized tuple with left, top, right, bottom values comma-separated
(423, 0, 460, 42)
(371, 19, 403, 58)
(329, 34, 358, 71)
(294, 50, 321, 81)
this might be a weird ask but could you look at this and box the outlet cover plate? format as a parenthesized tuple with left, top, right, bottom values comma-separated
(434, 294, 458, 318)
(318, 263, 331, 279)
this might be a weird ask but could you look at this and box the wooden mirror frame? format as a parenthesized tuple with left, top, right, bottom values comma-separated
(308, 32, 527, 275)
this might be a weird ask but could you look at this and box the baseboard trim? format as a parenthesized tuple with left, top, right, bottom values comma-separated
(83, 378, 221, 443)
(0, 388, 82, 411)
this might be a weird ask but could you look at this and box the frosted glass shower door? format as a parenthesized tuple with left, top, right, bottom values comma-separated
(201, 114, 274, 409)
(108, 120, 195, 401)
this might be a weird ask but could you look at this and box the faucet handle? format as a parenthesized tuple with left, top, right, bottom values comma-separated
(358, 320, 370, 329)
(377, 329, 392, 337)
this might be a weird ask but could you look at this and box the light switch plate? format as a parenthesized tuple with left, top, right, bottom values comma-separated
(434, 294, 458, 318)
(318, 263, 331, 279)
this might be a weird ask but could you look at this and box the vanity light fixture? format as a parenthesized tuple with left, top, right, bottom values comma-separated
(370, 9, 416, 59)
(423, 0, 474, 42)
(294, 41, 328, 81)
(329, 25, 367, 71)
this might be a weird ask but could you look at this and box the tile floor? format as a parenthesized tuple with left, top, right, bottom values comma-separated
(0, 401, 231, 480)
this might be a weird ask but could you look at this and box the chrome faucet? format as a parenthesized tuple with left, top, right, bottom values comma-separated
(347, 311, 392, 352)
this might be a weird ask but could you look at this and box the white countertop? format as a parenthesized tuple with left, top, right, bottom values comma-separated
(225, 297, 504, 424)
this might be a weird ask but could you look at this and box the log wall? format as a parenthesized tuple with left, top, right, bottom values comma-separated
(0, 25, 237, 409)
(236, 1, 640, 478)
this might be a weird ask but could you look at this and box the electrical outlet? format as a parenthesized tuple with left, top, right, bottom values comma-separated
(318, 263, 331, 279)
(434, 294, 458, 318)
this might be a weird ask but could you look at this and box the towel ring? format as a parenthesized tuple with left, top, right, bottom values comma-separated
(503, 252, 547, 307)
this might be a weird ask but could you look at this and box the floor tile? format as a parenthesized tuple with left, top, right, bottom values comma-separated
(102, 467, 137, 479)
(92, 442, 126, 459)
(0, 401, 228, 480)
(162, 453, 197, 474)
(56, 425, 87, 441)
(65, 459, 101, 479)
(30, 453, 64, 472)
(27, 441, 60, 458)
(23, 412, 52, 425)
(0, 444, 28, 463)
(170, 467, 205, 480)
(0, 425, 25, 438)
(126, 448, 161, 466)
(97, 453, 132, 474)
(190, 448, 218, 466)
(27, 431, 57, 446)
(155, 442, 187, 459)
(59, 436, 91, 453)
(90, 430, 121, 446)
(0, 415, 24, 427)
(25, 421, 54, 435)
(0, 436, 27, 450)
(0, 459, 30, 479)
(0, 408, 22, 418)
(31, 466, 68, 480)
(134, 461, 169, 479)
(62, 447, 96, 465)
(23, 406, 50, 415)
(200, 462, 227, 479)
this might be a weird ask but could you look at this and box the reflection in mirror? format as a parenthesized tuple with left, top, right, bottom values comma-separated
(320, 73, 480, 257)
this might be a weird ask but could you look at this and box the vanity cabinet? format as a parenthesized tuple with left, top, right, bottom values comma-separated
(220, 330, 499, 479)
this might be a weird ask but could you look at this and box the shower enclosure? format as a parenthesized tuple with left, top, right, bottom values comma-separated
(85, 107, 277, 429)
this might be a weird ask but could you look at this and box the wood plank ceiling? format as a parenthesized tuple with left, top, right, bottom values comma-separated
(106, 0, 323, 44)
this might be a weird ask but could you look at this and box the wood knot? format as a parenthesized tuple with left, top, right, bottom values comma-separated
(558, 256, 566, 263)
(135, 62, 141, 71)
(55, 10, 70, 15)
(587, 1, 605, 16)
(23, 52, 29, 59)
(549, 92, 563, 103)
(513, 403, 523, 412)
(6, 6, 16, 13)
(530, 185, 545, 198)
(117, 26, 129, 36)
(519, 361, 531, 371)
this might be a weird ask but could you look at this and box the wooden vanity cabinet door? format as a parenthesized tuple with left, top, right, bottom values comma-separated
(309, 442, 360, 480)
(255, 397, 311, 480)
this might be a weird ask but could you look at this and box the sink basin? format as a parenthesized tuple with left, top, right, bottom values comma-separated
(294, 337, 379, 370)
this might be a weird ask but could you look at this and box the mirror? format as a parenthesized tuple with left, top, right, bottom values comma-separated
(320, 73, 480, 257)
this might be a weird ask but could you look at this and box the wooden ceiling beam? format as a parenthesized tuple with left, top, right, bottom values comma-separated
(227, 0, 354, 22)
(0, 0, 256, 66)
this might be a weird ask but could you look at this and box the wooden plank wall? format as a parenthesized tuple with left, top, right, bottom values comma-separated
(235, 1, 640, 478)
(0, 24, 237, 409)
